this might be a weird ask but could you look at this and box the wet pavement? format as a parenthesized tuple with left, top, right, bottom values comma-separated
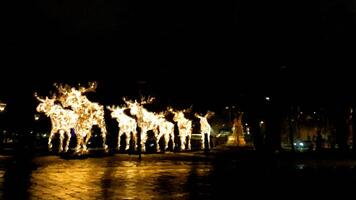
(0, 152, 216, 200)
(2, 149, 356, 199)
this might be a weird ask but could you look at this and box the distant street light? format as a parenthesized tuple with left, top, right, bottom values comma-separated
(34, 114, 40, 121)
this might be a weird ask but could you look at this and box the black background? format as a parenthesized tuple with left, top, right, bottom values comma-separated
(2, 0, 356, 128)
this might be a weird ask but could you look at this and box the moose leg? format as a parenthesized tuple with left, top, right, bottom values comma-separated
(83, 130, 91, 152)
(180, 135, 185, 151)
(170, 133, 175, 150)
(75, 132, 83, 152)
(99, 124, 108, 150)
(187, 133, 191, 150)
(125, 132, 131, 151)
(207, 132, 210, 149)
(59, 130, 65, 152)
(164, 133, 170, 151)
(154, 129, 161, 152)
(141, 130, 147, 152)
(48, 129, 56, 150)
(64, 130, 71, 152)
(117, 130, 122, 150)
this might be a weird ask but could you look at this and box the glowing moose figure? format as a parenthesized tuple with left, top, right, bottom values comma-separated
(169, 108, 192, 151)
(156, 112, 175, 151)
(195, 111, 214, 149)
(55, 82, 108, 151)
(35, 94, 78, 152)
(124, 97, 160, 152)
(107, 105, 137, 150)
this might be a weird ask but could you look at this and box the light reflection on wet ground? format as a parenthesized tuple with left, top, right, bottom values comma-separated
(2, 152, 356, 199)
(1, 154, 214, 199)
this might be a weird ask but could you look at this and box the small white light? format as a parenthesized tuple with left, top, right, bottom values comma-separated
(299, 142, 304, 146)
(265, 97, 270, 101)
(34, 114, 40, 121)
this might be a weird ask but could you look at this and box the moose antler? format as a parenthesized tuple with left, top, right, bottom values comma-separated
(106, 105, 116, 112)
(123, 97, 134, 105)
(79, 82, 97, 94)
(34, 92, 45, 102)
(167, 106, 175, 113)
(140, 96, 155, 105)
(54, 83, 69, 92)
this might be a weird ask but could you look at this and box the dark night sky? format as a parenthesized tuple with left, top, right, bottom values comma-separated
(2, 1, 356, 128)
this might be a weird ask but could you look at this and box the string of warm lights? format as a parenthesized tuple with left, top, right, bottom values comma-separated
(35, 83, 214, 154)
(195, 111, 214, 149)
(107, 105, 137, 150)
(169, 107, 193, 151)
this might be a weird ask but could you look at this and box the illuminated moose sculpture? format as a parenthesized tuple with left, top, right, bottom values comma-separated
(156, 112, 175, 151)
(195, 111, 214, 150)
(123, 97, 161, 152)
(169, 108, 192, 151)
(35, 94, 78, 152)
(107, 105, 137, 150)
(55, 82, 108, 151)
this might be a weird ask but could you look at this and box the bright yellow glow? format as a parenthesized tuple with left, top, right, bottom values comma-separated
(123, 97, 161, 152)
(34, 94, 78, 152)
(107, 105, 137, 150)
(55, 82, 108, 152)
(0, 102, 6, 112)
(195, 111, 214, 149)
(34, 114, 40, 121)
(231, 113, 246, 146)
(108, 101, 176, 152)
(156, 112, 175, 150)
(35, 82, 108, 153)
(169, 108, 192, 151)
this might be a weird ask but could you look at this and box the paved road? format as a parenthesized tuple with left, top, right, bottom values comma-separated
(1, 153, 214, 200)
(2, 149, 356, 199)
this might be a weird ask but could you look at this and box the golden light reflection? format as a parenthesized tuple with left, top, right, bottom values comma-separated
(28, 157, 212, 199)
